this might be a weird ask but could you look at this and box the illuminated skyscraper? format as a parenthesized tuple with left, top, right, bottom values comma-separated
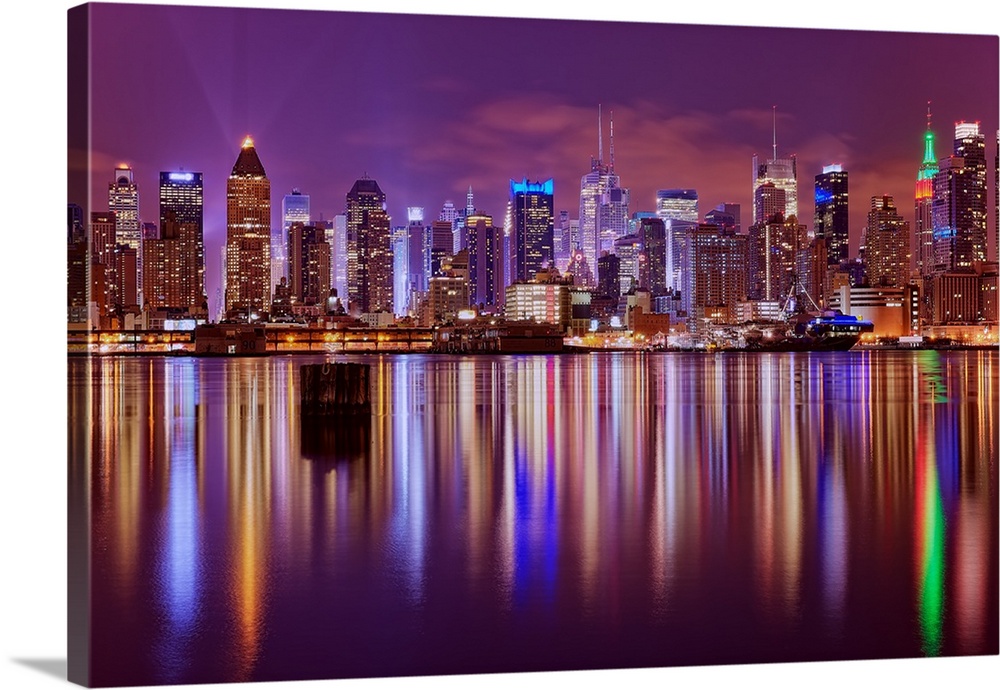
(753, 108, 798, 222)
(864, 195, 910, 288)
(932, 122, 986, 272)
(509, 177, 555, 284)
(656, 189, 698, 223)
(685, 223, 748, 327)
(108, 166, 140, 303)
(288, 223, 330, 306)
(89, 211, 117, 321)
(466, 210, 501, 310)
(705, 203, 741, 234)
(579, 108, 629, 282)
(144, 211, 203, 314)
(952, 121, 987, 264)
(406, 207, 426, 299)
(225, 136, 271, 318)
(638, 216, 667, 295)
(278, 189, 310, 289)
(345, 176, 392, 314)
(159, 170, 204, 309)
(914, 107, 938, 276)
(108, 166, 139, 249)
(814, 165, 849, 267)
(331, 214, 348, 300)
(428, 220, 454, 279)
(748, 213, 805, 301)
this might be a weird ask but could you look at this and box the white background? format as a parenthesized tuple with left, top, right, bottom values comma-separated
(1, 1, 996, 689)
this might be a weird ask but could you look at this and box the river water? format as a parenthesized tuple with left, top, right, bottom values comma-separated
(67, 350, 999, 686)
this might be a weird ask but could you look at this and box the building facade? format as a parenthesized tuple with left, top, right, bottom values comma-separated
(346, 176, 393, 315)
(814, 164, 849, 268)
(509, 178, 555, 285)
(864, 195, 911, 288)
(225, 137, 271, 318)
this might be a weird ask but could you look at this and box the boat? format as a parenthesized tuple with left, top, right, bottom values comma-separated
(743, 310, 873, 351)
(741, 277, 874, 352)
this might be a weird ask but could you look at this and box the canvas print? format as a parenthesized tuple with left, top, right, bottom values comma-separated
(67, 2, 998, 687)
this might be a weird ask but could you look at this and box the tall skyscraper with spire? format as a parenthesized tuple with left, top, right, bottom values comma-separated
(579, 107, 629, 285)
(914, 105, 938, 277)
(225, 136, 271, 318)
(346, 176, 392, 314)
(753, 107, 798, 223)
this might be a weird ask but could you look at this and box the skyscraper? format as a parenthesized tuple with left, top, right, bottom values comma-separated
(914, 107, 938, 276)
(345, 176, 392, 314)
(953, 121, 988, 264)
(406, 207, 426, 301)
(509, 177, 555, 284)
(159, 170, 204, 310)
(814, 164, 849, 267)
(466, 210, 501, 310)
(579, 108, 629, 282)
(748, 214, 805, 301)
(932, 122, 986, 273)
(108, 166, 140, 303)
(655, 189, 698, 223)
(278, 189, 310, 289)
(287, 223, 330, 306)
(108, 166, 139, 249)
(685, 223, 748, 327)
(638, 217, 667, 295)
(144, 211, 203, 314)
(864, 195, 910, 288)
(225, 136, 271, 318)
(753, 108, 798, 222)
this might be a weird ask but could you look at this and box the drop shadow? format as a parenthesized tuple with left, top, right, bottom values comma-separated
(11, 658, 67, 681)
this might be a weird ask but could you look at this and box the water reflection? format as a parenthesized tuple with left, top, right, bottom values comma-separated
(74, 351, 999, 686)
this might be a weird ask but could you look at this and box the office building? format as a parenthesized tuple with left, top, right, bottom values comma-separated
(814, 165, 849, 267)
(656, 189, 698, 223)
(684, 224, 748, 328)
(864, 195, 910, 288)
(579, 108, 629, 279)
(288, 223, 330, 305)
(748, 214, 805, 301)
(278, 189, 310, 289)
(509, 177, 555, 284)
(346, 175, 392, 314)
(638, 216, 667, 295)
(466, 210, 502, 310)
(144, 211, 204, 315)
(225, 137, 271, 318)
(753, 112, 798, 222)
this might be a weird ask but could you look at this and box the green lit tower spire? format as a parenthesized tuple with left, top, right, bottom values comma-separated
(915, 102, 937, 276)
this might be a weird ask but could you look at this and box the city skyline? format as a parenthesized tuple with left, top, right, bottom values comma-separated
(75, 3, 999, 308)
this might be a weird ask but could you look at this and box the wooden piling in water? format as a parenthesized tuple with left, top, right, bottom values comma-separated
(300, 362, 371, 415)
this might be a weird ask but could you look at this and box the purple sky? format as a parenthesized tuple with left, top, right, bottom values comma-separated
(79, 2, 998, 303)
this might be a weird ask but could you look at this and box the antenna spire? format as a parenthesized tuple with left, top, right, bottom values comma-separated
(926, 100, 932, 130)
(598, 104, 604, 165)
(772, 105, 777, 160)
(609, 110, 615, 172)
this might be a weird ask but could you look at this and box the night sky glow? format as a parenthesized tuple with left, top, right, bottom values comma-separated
(77, 1, 998, 309)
